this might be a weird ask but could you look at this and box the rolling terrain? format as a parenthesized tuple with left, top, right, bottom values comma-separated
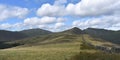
(84, 28, 120, 44)
(20, 28, 52, 37)
(0, 27, 83, 60)
(0, 27, 120, 60)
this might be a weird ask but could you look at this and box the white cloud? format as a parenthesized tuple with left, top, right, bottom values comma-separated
(24, 16, 56, 25)
(66, 0, 120, 17)
(0, 23, 26, 31)
(37, 0, 120, 17)
(0, 16, 67, 31)
(24, 16, 66, 25)
(40, 16, 56, 24)
(0, 23, 12, 29)
(72, 15, 120, 30)
(37, 3, 66, 16)
(37, 0, 68, 17)
(54, 22, 65, 29)
(22, 16, 67, 31)
(0, 4, 29, 21)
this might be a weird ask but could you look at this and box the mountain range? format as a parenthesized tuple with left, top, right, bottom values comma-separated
(0, 27, 120, 49)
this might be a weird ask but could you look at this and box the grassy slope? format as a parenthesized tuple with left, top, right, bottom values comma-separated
(0, 33, 119, 60)
(0, 34, 82, 60)
(84, 28, 120, 45)
(70, 34, 120, 60)
(0, 42, 80, 60)
(82, 34, 118, 47)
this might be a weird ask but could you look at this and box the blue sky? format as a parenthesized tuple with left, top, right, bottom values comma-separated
(0, 0, 120, 31)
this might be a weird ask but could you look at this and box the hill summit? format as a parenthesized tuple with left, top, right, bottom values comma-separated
(62, 27, 83, 34)
(20, 28, 52, 37)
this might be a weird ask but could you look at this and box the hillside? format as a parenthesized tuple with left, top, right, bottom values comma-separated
(0, 28, 52, 42)
(0, 27, 83, 60)
(11, 27, 83, 46)
(20, 28, 52, 37)
(0, 30, 27, 42)
(84, 28, 120, 45)
(0, 28, 53, 49)
(0, 27, 120, 60)
(0, 27, 119, 49)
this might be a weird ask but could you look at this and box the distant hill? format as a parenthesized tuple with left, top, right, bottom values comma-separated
(0, 28, 53, 49)
(84, 28, 120, 44)
(6, 27, 120, 45)
(10, 27, 83, 46)
(0, 27, 120, 48)
(20, 28, 52, 37)
(0, 30, 27, 42)
(0, 28, 52, 42)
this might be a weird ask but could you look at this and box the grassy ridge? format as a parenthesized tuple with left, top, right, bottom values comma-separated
(0, 34, 119, 60)
(0, 28, 119, 60)
(70, 34, 120, 60)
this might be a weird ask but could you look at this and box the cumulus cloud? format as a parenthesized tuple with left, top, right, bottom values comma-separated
(24, 17, 56, 25)
(0, 22, 26, 31)
(0, 23, 12, 29)
(23, 16, 66, 25)
(37, 4, 66, 16)
(0, 4, 29, 21)
(72, 15, 120, 30)
(21, 16, 66, 31)
(66, 0, 120, 17)
(0, 16, 67, 31)
(54, 22, 65, 29)
(37, 0, 120, 17)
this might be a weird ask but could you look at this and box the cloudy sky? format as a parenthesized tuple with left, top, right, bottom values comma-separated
(0, 0, 120, 31)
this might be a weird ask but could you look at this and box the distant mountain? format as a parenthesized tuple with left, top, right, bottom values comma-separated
(20, 28, 52, 37)
(11, 27, 118, 47)
(0, 28, 52, 42)
(0, 28, 53, 49)
(0, 27, 120, 49)
(0, 30, 27, 42)
(11, 27, 83, 46)
(84, 28, 120, 44)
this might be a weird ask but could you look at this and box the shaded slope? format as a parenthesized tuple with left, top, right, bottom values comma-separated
(11, 27, 83, 46)
(0, 28, 53, 49)
(0, 30, 27, 42)
(13, 33, 82, 46)
(0, 28, 52, 42)
(11, 27, 119, 47)
(1, 27, 119, 48)
(20, 28, 52, 37)
(84, 28, 120, 44)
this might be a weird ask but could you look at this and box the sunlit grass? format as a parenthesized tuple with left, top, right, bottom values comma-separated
(0, 42, 80, 60)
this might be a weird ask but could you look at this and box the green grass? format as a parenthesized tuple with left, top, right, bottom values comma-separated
(0, 34, 119, 60)
(70, 52, 120, 60)
(69, 34, 120, 60)
(0, 42, 80, 60)
(80, 43, 95, 50)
